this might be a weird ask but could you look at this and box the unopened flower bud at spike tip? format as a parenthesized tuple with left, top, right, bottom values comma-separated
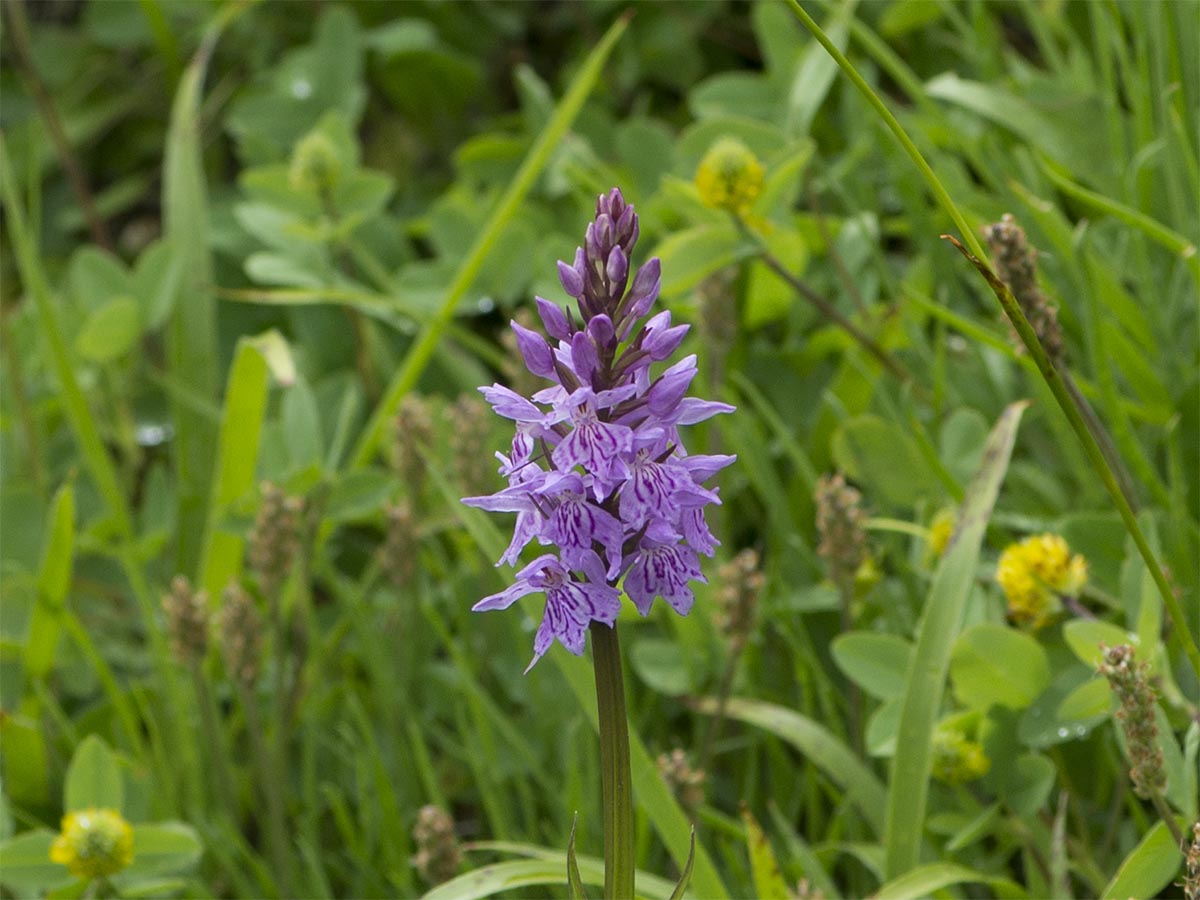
(557, 261, 583, 298)
(607, 245, 628, 286)
(462, 188, 735, 670)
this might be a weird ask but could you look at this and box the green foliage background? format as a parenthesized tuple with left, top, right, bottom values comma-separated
(1, 1, 1197, 897)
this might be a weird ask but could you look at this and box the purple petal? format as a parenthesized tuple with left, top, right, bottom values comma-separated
(480, 384, 546, 422)
(678, 453, 737, 483)
(536, 297, 571, 341)
(473, 577, 539, 612)
(626, 258, 661, 320)
(461, 485, 536, 513)
(680, 507, 719, 557)
(618, 456, 692, 529)
(552, 408, 634, 485)
(499, 509, 542, 567)
(587, 314, 615, 351)
(523, 569, 621, 672)
(647, 355, 698, 416)
(615, 203, 636, 247)
(546, 494, 627, 579)
(606, 246, 628, 286)
(644, 322, 690, 361)
(558, 250, 585, 297)
(511, 321, 556, 379)
(669, 398, 736, 425)
(570, 332, 599, 386)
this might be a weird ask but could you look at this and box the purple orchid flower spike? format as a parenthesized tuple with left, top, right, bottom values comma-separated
(463, 188, 735, 670)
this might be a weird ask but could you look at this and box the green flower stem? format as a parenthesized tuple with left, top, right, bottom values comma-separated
(591, 621, 635, 900)
(788, 0, 1200, 683)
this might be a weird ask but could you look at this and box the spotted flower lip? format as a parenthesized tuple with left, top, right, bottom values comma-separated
(463, 188, 734, 670)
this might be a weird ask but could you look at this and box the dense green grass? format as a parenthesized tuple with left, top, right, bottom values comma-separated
(1, 1, 1197, 898)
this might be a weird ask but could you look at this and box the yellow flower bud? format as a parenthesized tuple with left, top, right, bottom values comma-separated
(931, 727, 991, 785)
(927, 508, 956, 559)
(289, 130, 342, 194)
(49, 808, 134, 881)
(695, 137, 764, 214)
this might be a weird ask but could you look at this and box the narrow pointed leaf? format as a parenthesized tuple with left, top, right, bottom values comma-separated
(198, 337, 272, 600)
(667, 827, 696, 900)
(741, 807, 790, 900)
(567, 814, 588, 900)
(884, 402, 1027, 877)
(25, 485, 75, 680)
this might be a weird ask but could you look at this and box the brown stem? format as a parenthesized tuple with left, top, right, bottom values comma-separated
(807, 174, 869, 317)
(4, 0, 115, 252)
(1150, 793, 1186, 853)
(735, 218, 916, 386)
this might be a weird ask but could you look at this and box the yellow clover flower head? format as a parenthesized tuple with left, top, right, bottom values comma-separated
(996, 533, 1087, 630)
(49, 807, 134, 880)
(695, 137, 764, 214)
(931, 727, 991, 785)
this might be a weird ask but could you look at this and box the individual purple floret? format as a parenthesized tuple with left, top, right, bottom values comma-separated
(464, 188, 734, 670)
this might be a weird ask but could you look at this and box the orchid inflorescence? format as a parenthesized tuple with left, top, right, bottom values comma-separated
(464, 188, 734, 671)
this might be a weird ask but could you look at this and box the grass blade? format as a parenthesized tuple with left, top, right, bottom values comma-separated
(24, 483, 74, 682)
(691, 696, 887, 836)
(1039, 162, 1200, 285)
(163, 22, 224, 576)
(349, 14, 630, 468)
(422, 853, 679, 900)
(198, 335, 273, 600)
(874, 863, 1027, 900)
(883, 402, 1026, 877)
